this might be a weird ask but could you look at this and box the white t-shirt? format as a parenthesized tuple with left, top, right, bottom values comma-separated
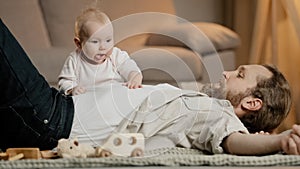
(58, 47, 141, 95)
(69, 83, 179, 146)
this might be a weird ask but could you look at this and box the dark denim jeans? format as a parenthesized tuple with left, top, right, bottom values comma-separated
(0, 19, 74, 150)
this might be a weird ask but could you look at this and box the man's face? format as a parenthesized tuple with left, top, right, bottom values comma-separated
(81, 21, 114, 64)
(201, 65, 272, 107)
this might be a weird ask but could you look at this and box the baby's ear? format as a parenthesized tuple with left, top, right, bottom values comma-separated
(74, 37, 82, 49)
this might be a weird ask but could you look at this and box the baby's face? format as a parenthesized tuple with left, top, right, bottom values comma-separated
(81, 21, 114, 64)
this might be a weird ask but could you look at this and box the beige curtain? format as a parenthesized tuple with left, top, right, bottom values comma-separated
(250, 0, 300, 132)
(226, 0, 300, 132)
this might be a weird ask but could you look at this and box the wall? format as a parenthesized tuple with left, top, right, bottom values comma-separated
(173, 0, 225, 24)
(229, 0, 256, 66)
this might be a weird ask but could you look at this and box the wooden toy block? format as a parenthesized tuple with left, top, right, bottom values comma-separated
(0, 152, 8, 160)
(6, 148, 41, 159)
(8, 153, 24, 161)
(40, 150, 59, 159)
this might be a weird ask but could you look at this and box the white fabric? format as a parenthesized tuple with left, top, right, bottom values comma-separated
(58, 47, 141, 94)
(70, 83, 248, 153)
(70, 83, 178, 146)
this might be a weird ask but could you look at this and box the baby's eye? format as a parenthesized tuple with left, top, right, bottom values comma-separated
(89, 40, 99, 43)
(106, 39, 112, 43)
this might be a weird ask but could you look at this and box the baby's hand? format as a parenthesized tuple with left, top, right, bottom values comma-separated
(71, 86, 86, 95)
(125, 72, 143, 89)
(125, 80, 142, 89)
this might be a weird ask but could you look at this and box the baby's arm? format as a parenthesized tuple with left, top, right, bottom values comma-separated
(125, 71, 143, 89)
(112, 48, 143, 89)
(58, 54, 86, 95)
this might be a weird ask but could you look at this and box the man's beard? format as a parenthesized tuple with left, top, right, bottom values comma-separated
(200, 80, 226, 100)
(200, 80, 249, 107)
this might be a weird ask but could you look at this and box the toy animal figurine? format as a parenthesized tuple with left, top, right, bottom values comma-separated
(56, 138, 97, 158)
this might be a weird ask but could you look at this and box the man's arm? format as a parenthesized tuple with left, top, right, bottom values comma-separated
(222, 131, 290, 155)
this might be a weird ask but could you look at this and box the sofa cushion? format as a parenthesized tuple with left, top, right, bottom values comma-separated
(40, 0, 176, 48)
(0, 0, 50, 51)
(117, 34, 203, 82)
(145, 22, 240, 55)
(29, 47, 74, 85)
(40, 0, 95, 47)
(130, 47, 203, 82)
(98, 0, 176, 20)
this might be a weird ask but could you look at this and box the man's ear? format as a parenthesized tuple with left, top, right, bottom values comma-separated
(241, 96, 262, 111)
(74, 37, 82, 49)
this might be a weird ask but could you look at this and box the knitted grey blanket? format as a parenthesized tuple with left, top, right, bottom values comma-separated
(1, 147, 300, 168)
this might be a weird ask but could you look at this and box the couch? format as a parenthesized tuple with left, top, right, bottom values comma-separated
(2, 2, 300, 168)
(0, 0, 240, 90)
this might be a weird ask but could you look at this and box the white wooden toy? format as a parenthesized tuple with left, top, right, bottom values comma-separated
(99, 133, 144, 157)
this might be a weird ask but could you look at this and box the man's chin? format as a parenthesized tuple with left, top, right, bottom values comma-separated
(200, 81, 226, 99)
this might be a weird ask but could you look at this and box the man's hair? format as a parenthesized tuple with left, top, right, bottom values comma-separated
(75, 7, 111, 40)
(240, 64, 292, 133)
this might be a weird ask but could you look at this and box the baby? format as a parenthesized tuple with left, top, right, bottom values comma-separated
(58, 8, 143, 95)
